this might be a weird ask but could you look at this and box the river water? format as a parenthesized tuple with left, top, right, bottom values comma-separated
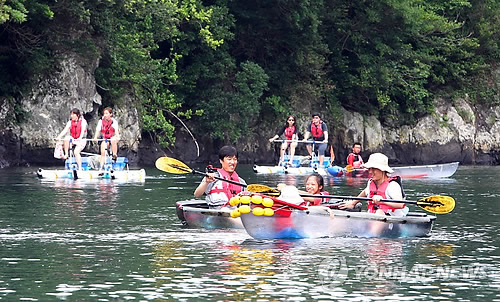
(0, 164, 499, 301)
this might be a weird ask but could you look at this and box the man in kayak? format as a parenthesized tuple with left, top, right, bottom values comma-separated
(339, 153, 409, 217)
(303, 113, 328, 166)
(194, 146, 247, 208)
(347, 142, 364, 168)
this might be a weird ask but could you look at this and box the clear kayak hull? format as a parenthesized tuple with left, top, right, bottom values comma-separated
(176, 200, 243, 229)
(240, 207, 436, 239)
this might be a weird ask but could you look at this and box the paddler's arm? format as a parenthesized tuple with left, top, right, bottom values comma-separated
(371, 182, 405, 209)
(338, 190, 367, 209)
(194, 173, 216, 197)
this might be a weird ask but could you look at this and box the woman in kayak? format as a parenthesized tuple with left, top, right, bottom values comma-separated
(339, 153, 408, 217)
(268, 115, 299, 166)
(194, 146, 247, 208)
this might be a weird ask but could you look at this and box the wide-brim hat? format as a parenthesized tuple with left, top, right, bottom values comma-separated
(364, 153, 393, 173)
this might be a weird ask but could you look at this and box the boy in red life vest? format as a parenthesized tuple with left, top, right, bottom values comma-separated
(303, 113, 328, 166)
(93, 107, 121, 170)
(269, 115, 299, 166)
(56, 108, 88, 170)
(194, 146, 247, 208)
(347, 142, 364, 168)
(339, 153, 409, 217)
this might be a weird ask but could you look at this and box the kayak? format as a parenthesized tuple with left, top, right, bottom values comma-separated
(253, 155, 333, 175)
(240, 207, 436, 239)
(37, 156, 146, 182)
(228, 188, 439, 239)
(326, 165, 369, 177)
(176, 200, 243, 229)
(391, 162, 459, 178)
(326, 162, 459, 178)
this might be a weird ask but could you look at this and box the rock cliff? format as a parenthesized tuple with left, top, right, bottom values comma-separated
(0, 53, 499, 167)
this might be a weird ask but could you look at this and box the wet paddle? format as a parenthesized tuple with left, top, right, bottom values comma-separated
(155, 157, 306, 210)
(245, 184, 454, 214)
(298, 194, 454, 214)
(155, 157, 245, 186)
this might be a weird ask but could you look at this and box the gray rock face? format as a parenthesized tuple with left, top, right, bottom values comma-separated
(340, 99, 500, 165)
(20, 54, 101, 149)
(2, 53, 142, 166)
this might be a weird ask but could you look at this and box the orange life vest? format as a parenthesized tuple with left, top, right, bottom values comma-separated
(347, 153, 364, 168)
(70, 119, 83, 139)
(284, 126, 295, 140)
(101, 118, 115, 139)
(310, 122, 325, 140)
(367, 176, 405, 213)
(208, 169, 243, 201)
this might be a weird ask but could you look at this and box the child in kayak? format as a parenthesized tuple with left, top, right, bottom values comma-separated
(278, 173, 330, 206)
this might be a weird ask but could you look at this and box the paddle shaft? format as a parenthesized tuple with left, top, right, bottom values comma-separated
(190, 169, 247, 187)
(298, 194, 418, 205)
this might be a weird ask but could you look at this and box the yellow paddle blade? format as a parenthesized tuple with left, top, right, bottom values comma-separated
(416, 195, 455, 214)
(155, 157, 192, 174)
(247, 184, 281, 196)
(345, 165, 353, 172)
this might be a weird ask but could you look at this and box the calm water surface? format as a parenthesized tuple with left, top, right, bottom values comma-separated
(0, 164, 499, 301)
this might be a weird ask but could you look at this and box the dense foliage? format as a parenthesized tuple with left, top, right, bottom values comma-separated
(1, 0, 499, 146)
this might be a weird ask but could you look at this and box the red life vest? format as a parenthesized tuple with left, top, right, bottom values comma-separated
(310, 122, 324, 140)
(101, 118, 115, 139)
(208, 168, 243, 201)
(367, 176, 405, 213)
(284, 126, 295, 140)
(70, 119, 83, 139)
(347, 153, 364, 168)
(306, 190, 330, 206)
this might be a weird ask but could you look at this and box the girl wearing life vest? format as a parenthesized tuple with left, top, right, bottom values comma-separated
(303, 113, 329, 167)
(93, 107, 121, 170)
(347, 142, 364, 169)
(56, 108, 88, 170)
(339, 153, 409, 217)
(276, 173, 330, 207)
(194, 146, 247, 208)
(269, 115, 299, 166)
(302, 173, 330, 206)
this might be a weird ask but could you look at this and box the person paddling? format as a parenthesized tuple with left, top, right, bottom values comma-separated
(93, 107, 121, 170)
(347, 142, 364, 168)
(56, 108, 88, 170)
(194, 146, 247, 208)
(339, 153, 408, 217)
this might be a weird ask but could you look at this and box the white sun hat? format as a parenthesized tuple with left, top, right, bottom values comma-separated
(363, 153, 394, 173)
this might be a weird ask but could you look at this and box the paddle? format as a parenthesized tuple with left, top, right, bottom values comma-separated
(155, 157, 308, 210)
(155, 156, 247, 186)
(245, 184, 454, 214)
